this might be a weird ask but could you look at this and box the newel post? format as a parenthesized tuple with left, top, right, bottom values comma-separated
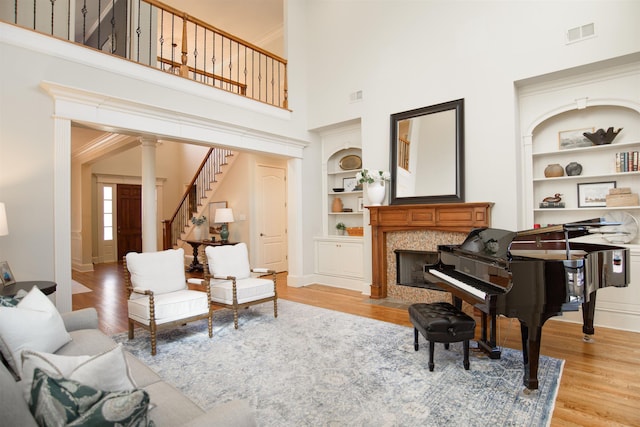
(180, 14, 189, 78)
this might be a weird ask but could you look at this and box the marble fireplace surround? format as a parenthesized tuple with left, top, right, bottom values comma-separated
(368, 203, 493, 301)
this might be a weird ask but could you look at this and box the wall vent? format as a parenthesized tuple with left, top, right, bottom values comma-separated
(349, 90, 363, 103)
(566, 23, 595, 44)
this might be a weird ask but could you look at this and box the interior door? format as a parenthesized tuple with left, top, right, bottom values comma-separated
(255, 165, 287, 272)
(117, 184, 142, 259)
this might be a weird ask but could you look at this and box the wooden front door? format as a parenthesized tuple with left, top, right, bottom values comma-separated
(117, 184, 142, 259)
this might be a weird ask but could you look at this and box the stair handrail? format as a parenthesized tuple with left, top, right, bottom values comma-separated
(162, 147, 233, 249)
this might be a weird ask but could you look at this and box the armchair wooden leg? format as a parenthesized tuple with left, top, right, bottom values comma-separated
(273, 299, 278, 319)
(208, 313, 213, 338)
(233, 308, 239, 329)
(128, 320, 134, 339)
(150, 322, 157, 356)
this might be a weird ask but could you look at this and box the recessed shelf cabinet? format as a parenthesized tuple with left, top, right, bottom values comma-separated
(530, 106, 639, 231)
(314, 122, 365, 289)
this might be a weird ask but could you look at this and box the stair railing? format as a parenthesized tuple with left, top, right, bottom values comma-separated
(2, 0, 288, 109)
(162, 147, 233, 249)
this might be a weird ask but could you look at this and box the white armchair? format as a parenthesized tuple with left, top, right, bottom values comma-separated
(201, 243, 277, 329)
(123, 248, 212, 355)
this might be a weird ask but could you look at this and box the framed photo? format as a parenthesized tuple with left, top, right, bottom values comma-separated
(577, 181, 616, 208)
(357, 197, 364, 212)
(0, 261, 15, 287)
(559, 127, 594, 150)
(343, 177, 358, 192)
(208, 201, 228, 232)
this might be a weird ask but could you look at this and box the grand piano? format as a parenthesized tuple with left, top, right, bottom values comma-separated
(424, 219, 630, 390)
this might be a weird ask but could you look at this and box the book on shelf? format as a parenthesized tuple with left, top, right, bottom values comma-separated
(615, 151, 639, 172)
(539, 201, 565, 208)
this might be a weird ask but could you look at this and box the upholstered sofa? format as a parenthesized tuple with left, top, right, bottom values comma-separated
(0, 305, 256, 426)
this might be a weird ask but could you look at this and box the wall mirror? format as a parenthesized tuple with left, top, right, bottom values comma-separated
(390, 98, 465, 204)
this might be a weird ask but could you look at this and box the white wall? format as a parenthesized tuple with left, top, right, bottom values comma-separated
(302, 0, 640, 231)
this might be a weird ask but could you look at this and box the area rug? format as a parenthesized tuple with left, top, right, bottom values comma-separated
(113, 300, 563, 427)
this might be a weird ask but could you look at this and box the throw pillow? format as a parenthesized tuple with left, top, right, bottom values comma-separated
(29, 368, 152, 427)
(0, 286, 71, 378)
(21, 343, 137, 401)
(0, 295, 19, 307)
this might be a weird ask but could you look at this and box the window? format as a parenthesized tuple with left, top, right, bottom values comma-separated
(103, 186, 113, 240)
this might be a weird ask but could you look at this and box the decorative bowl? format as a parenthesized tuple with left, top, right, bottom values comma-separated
(333, 188, 345, 192)
(583, 127, 623, 145)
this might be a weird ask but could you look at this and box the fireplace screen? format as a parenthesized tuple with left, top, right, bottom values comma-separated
(395, 249, 441, 290)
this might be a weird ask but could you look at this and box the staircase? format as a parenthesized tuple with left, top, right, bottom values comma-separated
(162, 148, 235, 249)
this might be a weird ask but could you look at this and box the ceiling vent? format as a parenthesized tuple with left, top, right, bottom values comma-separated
(566, 23, 595, 44)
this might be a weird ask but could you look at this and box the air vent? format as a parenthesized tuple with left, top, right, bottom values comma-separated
(566, 23, 595, 44)
(349, 90, 363, 103)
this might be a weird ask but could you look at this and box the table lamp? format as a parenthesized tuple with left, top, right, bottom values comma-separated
(214, 208, 234, 243)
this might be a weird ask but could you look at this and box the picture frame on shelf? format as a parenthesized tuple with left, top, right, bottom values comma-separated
(558, 127, 594, 150)
(577, 181, 616, 208)
(357, 197, 364, 212)
(0, 261, 15, 287)
(343, 177, 357, 192)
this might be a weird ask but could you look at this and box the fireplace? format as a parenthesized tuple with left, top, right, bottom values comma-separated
(395, 249, 440, 290)
(367, 203, 493, 300)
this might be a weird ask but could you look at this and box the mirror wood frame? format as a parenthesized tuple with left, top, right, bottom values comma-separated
(390, 98, 465, 205)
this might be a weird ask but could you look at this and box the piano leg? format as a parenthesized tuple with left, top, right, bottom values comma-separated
(478, 311, 501, 359)
(581, 291, 597, 342)
(520, 322, 541, 390)
(454, 296, 501, 359)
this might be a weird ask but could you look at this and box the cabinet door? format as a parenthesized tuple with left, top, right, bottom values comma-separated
(316, 241, 364, 279)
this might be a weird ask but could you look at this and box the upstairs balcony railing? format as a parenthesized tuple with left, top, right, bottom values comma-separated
(3, 0, 288, 109)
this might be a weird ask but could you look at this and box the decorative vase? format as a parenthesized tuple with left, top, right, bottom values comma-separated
(193, 225, 204, 241)
(332, 197, 343, 212)
(367, 181, 386, 206)
(544, 163, 564, 178)
(565, 161, 582, 176)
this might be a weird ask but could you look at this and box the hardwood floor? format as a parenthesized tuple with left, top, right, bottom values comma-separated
(72, 263, 640, 427)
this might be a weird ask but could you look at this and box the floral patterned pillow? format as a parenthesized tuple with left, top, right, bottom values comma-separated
(0, 296, 19, 307)
(29, 368, 153, 427)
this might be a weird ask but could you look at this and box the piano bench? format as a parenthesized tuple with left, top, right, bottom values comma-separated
(408, 302, 476, 371)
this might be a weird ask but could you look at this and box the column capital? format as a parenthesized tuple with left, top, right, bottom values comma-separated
(138, 136, 157, 147)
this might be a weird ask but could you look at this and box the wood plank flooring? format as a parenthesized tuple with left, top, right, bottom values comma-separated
(72, 263, 640, 426)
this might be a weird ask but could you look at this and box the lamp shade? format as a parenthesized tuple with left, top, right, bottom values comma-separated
(214, 208, 234, 223)
(0, 203, 8, 236)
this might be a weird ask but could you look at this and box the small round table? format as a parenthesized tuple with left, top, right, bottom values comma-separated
(1, 280, 57, 297)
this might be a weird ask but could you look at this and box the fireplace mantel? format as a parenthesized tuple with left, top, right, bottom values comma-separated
(368, 202, 493, 299)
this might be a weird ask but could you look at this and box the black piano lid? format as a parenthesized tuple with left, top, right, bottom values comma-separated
(458, 228, 517, 260)
(514, 217, 621, 242)
(450, 218, 623, 261)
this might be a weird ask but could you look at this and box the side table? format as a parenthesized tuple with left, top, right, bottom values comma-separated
(1, 280, 57, 297)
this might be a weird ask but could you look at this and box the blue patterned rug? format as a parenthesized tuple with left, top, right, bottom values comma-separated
(113, 300, 563, 426)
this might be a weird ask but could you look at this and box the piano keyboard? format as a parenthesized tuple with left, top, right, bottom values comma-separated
(428, 268, 487, 300)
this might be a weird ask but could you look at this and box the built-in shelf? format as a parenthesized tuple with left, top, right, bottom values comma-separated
(532, 140, 639, 157)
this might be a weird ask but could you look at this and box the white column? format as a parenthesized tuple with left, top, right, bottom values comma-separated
(54, 117, 72, 313)
(140, 137, 157, 252)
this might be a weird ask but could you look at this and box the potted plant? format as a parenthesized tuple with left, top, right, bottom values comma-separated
(336, 222, 346, 235)
(356, 169, 391, 206)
